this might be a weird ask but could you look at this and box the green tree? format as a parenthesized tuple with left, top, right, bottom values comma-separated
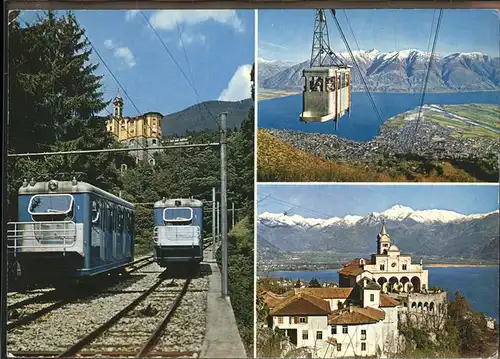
(8, 11, 129, 220)
(308, 278, 321, 288)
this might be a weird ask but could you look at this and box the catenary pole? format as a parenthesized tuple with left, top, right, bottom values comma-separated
(220, 112, 228, 298)
(212, 187, 216, 261)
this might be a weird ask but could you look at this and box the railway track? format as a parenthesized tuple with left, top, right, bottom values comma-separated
(59, 271, 192, 358)
(7, 256, 155, 331)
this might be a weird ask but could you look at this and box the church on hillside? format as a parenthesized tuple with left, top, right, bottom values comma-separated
(106, 92, 163, 164)
(338, 221, 429, 293)
(263, 222, 446, 358)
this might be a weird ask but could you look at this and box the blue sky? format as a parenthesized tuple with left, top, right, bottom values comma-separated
(258, 184, 499, 218)
(17, 10, 255, 117)
(258, 9, 500, 62)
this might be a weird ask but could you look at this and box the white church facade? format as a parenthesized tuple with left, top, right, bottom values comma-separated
(338, 221, 429, 294)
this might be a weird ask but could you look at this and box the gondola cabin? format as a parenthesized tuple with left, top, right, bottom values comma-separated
(7, 178, 135, 284)
(153, 198, 204, 267)
(300, 66, 351, 127)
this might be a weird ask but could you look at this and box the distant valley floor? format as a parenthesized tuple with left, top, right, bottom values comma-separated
(257, 88, 300, 101)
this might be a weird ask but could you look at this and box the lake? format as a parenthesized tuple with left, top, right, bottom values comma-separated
(258, 91, 500, 141)
(265, 266, 499, 319)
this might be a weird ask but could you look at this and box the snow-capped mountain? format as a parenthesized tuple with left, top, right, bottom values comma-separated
(258, 49, 500, 92)
(259, 205, 497, 228)
(258, 205, 499, 261)
(257, 58, 296, 82)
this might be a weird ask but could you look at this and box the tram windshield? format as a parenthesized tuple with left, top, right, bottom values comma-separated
(28, 194, 74, 221)
(28, 194, 74, 215)
(163, 208, 193, 223)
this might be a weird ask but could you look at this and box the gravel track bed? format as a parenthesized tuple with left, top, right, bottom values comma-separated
(7, 270, 165, 353)
(88, 289, 183, 352)
(7, 260, 210, 357)
(154, 277, 208, 354)
(7, 290, 54, 308)
(7, 299, 67, 325)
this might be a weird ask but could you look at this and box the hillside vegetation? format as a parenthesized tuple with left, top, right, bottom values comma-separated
(257, 130, 477, 182)
(215, 217, 254, 355)
(257, 130, 397, 182)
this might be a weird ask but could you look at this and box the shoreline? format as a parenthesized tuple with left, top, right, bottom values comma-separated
(257, 88, 500, 101)
(259, 263, 499, 274)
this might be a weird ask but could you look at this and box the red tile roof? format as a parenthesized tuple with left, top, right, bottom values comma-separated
(379, 294, 400, 308)
(338, 266, 366, 276)
(271, 293, 330, 316)
(343, 258, 371, 267)
(262, 291, 294, 309)
(328, 307, 385, 325)
(295, 287, 353, 299)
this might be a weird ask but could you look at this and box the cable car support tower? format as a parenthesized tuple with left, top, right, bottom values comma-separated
(300, 9, 351, 130)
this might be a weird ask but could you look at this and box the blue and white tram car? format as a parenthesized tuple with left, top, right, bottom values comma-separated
(153, 198, 204, 266)
(7, 178, 135, 283)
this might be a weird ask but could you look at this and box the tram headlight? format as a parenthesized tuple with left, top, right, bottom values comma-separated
(48, 180, 58, 191)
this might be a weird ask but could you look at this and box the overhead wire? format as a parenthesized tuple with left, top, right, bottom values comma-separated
(407, 9, 444, 151)
(330, 10, 384, 125)
(264, 195, 338, 219)
(139, 10, 221, 129)
(173, 20, 218, 135)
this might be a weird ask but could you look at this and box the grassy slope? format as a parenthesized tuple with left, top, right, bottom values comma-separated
(257, 130, 477, 182)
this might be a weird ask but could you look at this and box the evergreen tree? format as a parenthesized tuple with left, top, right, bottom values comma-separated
(7, 11, 129, 219)
(308, 278, 321, 288)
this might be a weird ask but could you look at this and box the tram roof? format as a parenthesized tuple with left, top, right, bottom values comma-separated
(18, 180, 135, 209)
(154, 198, 204, 208)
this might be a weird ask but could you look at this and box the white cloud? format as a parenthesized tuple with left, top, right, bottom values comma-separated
(125, 10, 139, 21)
(178, 32, 206, 47)
(104, 39, 114, 49)
(150, 10, 244, 33)
(218, 64, 252, 102)
(103, 39, 137, 68)
(114, 47, 136, 68)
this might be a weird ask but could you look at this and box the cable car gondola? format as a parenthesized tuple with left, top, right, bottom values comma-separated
(300, 9, 351, 130)
(300, 66, 351, 124)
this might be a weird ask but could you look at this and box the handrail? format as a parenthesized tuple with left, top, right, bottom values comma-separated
(7, 221, 77, 249)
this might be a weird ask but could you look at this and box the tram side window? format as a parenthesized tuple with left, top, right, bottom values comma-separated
(326, 77, 335, 92)
(314, 77, 324, 91)
(92, 200, 100, 224)
(108, 205, 113, 231)
(130, 212, 135, 234)
(117, 208, 123, 232)
(124, 210, 128, 233)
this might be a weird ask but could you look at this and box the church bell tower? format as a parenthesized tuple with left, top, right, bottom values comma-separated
(377, 220, 391, 254)
(113, 90, 123, 118)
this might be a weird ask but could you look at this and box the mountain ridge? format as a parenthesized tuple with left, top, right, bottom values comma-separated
(258, 205, 499, 260)
(161, 98, 253, 137)
(259, 205, 499, 228)
(258, 49, 500, 92)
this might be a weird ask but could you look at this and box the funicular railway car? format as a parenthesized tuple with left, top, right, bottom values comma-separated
(153, 198, 204, 267)
(7, 178, 135, 284)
